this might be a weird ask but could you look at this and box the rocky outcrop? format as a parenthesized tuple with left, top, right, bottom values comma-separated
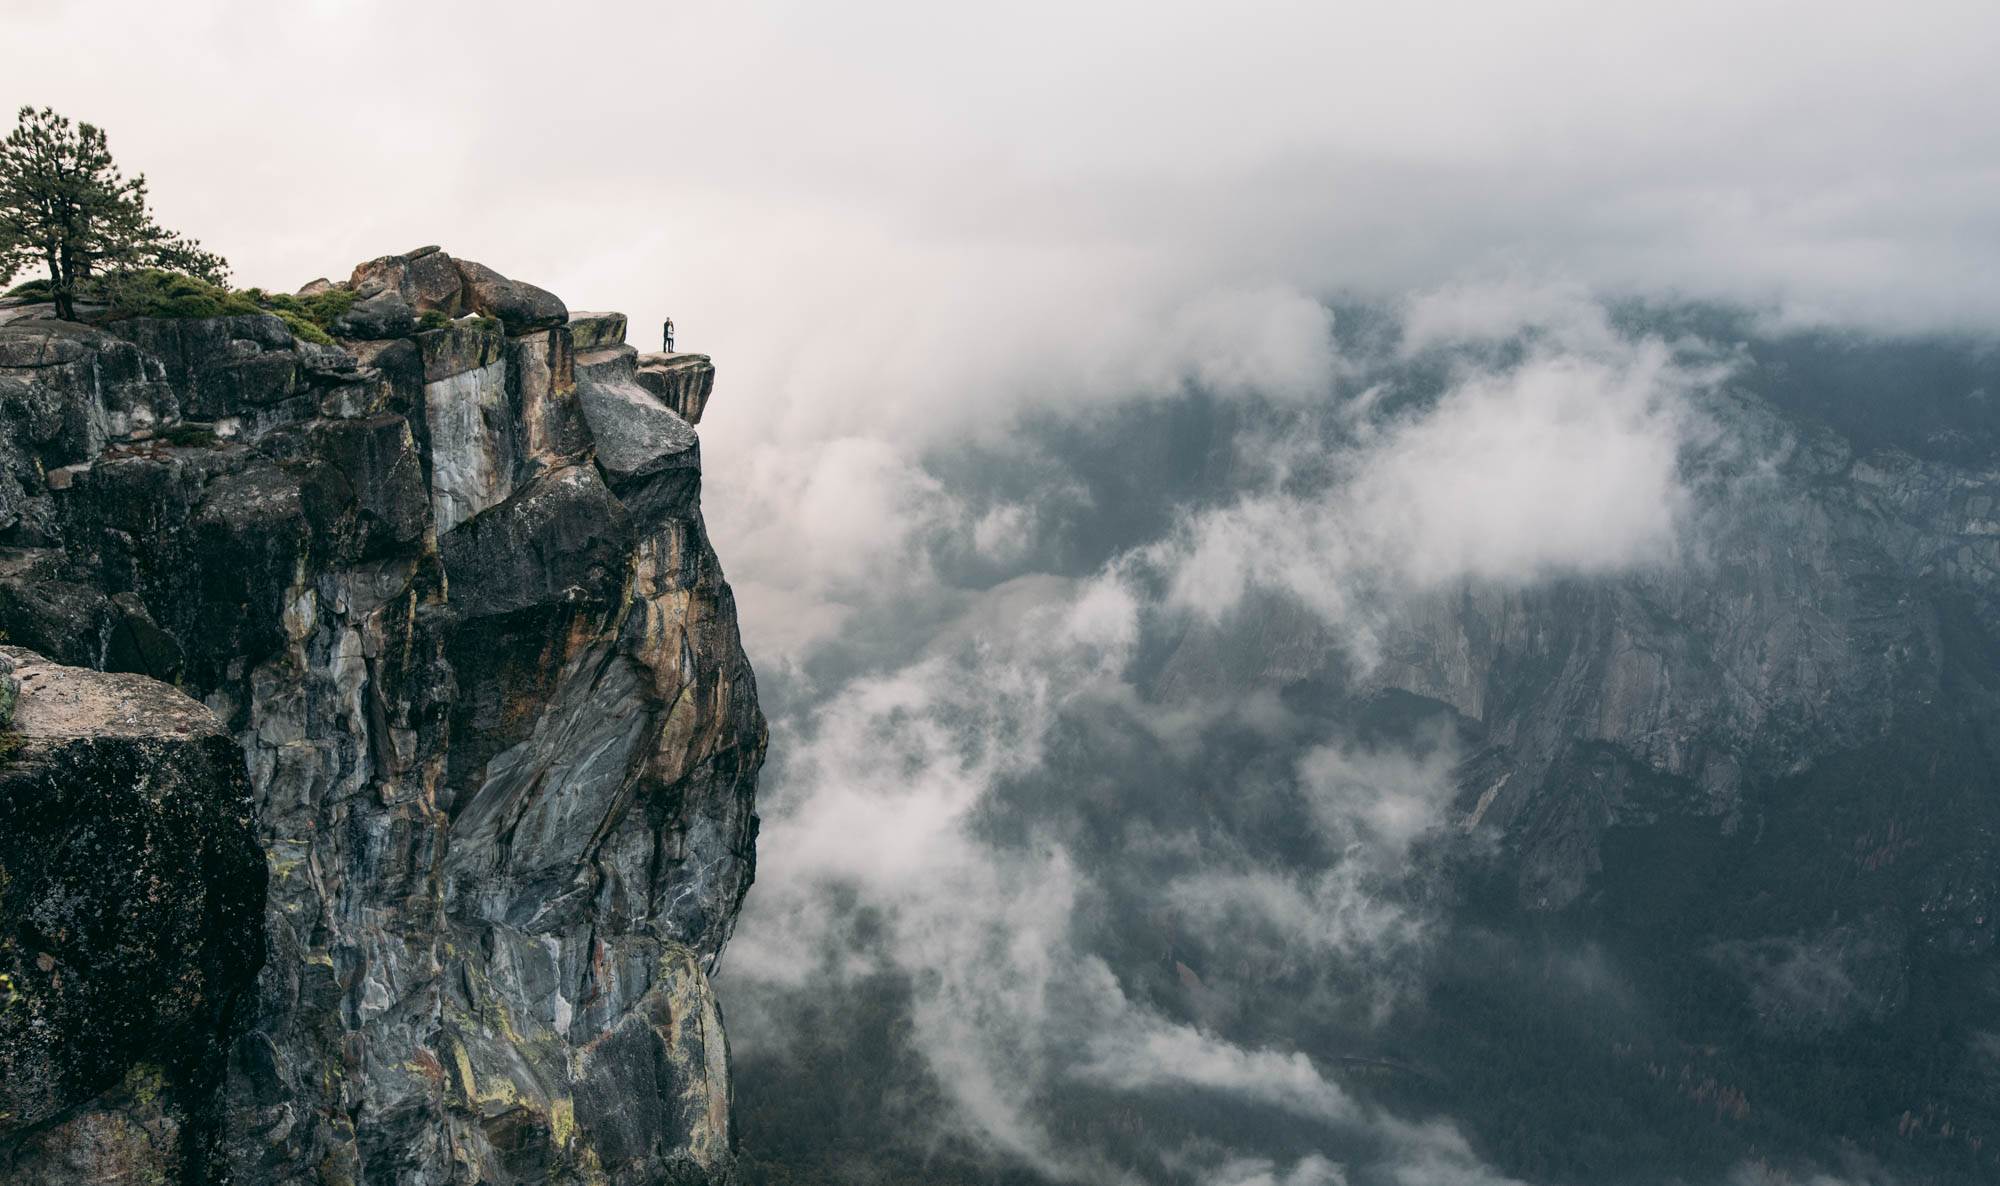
(0, 250, 764, 1184)
(333, 290, 419, 340)
(350, 246, 464, 318)
(0, 648, 266, 1185)
(635, 353, 715, 426)
(580, 346, 702, 525)
(453, 258, 569, 334)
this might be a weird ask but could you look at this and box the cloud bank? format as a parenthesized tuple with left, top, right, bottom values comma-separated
(722, 291, 1730, 1181)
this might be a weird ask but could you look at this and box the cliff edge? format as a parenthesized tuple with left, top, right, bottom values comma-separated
(0, 246, 763, 1185)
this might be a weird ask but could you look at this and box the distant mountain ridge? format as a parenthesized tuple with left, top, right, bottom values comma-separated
(733, 315, 2000, 1186)
(1150, 326, 2000, 1181)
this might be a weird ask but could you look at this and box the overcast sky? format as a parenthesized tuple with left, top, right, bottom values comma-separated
(8, 1, 1997, 642)
(6, 1, 1996, 449)
(7, 1, 2000, 363)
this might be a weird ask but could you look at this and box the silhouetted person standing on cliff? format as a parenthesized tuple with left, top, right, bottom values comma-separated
(662, 317, 675, 352)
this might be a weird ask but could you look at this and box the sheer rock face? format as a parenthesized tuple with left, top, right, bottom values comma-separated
(0, 649, 266, 1185)
(0, 251, 764, 1185)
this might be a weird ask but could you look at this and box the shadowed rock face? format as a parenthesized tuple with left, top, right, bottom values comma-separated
(0, 648, 266, 1186)
(0, 250, 764, 1185)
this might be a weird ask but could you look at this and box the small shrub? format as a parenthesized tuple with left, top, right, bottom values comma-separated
(91, 269, 258, 320)
(251, 290, 304, 315)
(275, 310, 333, 346)
(226, 285, 350, 344)
(301, 287, 359, 324)
(69, 270, 375, 345)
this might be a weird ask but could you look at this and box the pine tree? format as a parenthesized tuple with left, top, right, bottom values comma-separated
(0, 107, 227, 321)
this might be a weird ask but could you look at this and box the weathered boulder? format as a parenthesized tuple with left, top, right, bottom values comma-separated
(567, 311, 629, 352)
(457, 257, 569, 333)
(0, 250, 761, 1185)
(402, 248, 465, 314)
(332, 289, 419, 340)
(0, 648, 266, 1186)
(351, 245, 465, 317)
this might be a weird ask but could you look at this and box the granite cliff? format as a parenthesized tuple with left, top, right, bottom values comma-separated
(0, 246, 764, 1185)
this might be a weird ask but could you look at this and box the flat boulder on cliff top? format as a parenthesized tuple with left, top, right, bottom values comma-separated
(635, 351, 716, 425)
(566, 311, 629, 351)
(456, 258, 568, 333)
(349, 245, 464, 317)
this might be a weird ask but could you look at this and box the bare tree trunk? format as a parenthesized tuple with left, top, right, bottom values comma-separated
(45, 246, 71, 321)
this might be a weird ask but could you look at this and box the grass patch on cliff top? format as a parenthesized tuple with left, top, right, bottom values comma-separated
(92, 269, 262, 320)
(232, 286, 359, 345)
(24, 270, 494, 347)
(84, 271, 361, 346)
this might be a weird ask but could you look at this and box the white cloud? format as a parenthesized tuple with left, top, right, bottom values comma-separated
(714, 271, 1745, 1180)
(1345, 343, 1696, 587)
(1155, 313, 1720, 651)
(1074, 1012, 1356, 1122)
(726, 455, 1534, 1180)
(1396, 276, 1619, 357)
(1204, 1154, 1349, 1186)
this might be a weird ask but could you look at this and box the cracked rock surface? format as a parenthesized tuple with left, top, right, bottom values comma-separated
(0, 247, 764, 1185)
